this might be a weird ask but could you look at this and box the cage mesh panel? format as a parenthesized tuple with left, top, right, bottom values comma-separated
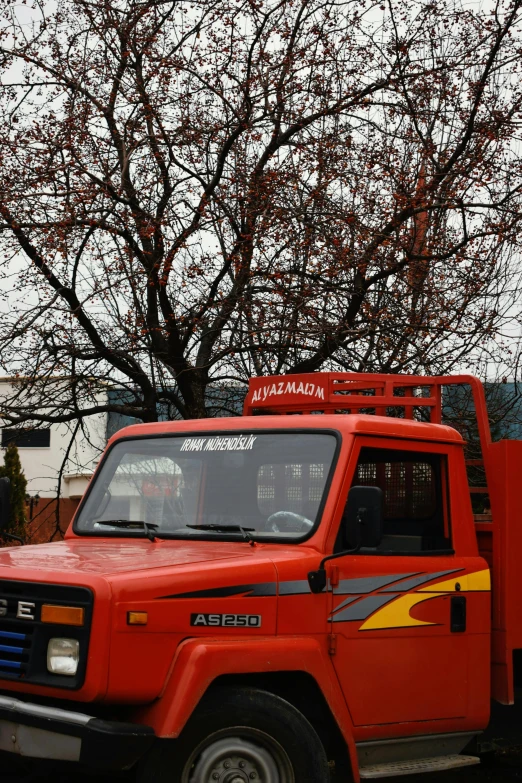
(356, 460, 436, 519)
(258, 463, 326, 515)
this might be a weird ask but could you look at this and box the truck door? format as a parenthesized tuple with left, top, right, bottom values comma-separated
(329, 439, 490, 727)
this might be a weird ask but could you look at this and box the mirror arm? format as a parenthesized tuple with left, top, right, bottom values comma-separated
(308, 519, 361, 594)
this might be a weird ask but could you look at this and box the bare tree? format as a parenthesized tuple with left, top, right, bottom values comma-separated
(0, 0, 521, 434)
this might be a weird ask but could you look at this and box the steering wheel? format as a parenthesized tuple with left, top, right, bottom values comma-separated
(266, 511, 314, 533)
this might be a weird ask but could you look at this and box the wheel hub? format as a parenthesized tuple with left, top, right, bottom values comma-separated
(187, 733, 292, 783)
(204, 742, 267, 782)
(222, 771, 248, 783)
(211, 756, 252, 783)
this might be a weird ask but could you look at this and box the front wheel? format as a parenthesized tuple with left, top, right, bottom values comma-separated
(137, 686, 330, 783)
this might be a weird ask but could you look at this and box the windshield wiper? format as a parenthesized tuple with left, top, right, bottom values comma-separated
(186, 524, 255, 543)
(94, 520, 159, 541)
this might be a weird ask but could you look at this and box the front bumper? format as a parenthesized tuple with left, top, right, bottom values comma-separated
(0, 694, 155, 769)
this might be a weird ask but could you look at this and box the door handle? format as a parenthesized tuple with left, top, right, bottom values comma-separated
(451, 596, 466, 633)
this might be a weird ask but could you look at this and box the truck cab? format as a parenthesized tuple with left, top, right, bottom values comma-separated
(0, 372, 514, 782)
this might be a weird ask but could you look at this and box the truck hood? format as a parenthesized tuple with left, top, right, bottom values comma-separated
(0, 538, 280, 703)
(0, 538, 255, 577)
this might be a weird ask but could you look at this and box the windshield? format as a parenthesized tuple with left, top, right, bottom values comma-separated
(75, 431, 338, 540)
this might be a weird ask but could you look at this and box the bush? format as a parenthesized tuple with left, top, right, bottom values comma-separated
(0, 442, 27, 535)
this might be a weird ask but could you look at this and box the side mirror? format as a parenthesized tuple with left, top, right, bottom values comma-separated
(308, 570, 327, 593)
(307, 485, 384, 594)
(344, 485, 383, 549)
(0, 477, 11, 531)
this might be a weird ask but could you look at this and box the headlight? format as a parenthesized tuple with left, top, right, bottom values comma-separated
(47, 638, 80, 676)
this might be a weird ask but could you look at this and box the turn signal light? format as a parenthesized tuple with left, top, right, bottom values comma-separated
(41, 605, 85, 627)
(127, 611, 148, 626)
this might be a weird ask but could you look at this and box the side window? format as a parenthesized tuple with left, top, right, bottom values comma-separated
(349, 447, 451, 553)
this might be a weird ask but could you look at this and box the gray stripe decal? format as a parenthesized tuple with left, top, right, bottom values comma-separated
(247, 583, 278, 596)
(158, 582, 277, 599)
(381, 569, 463, 593)
(331, 594, 399, 623)
(334, 574, 417, 595)
(279, 581, 311, 595)
(331, 595, 360, 614)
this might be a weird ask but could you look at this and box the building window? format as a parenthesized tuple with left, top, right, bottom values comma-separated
(1, 429, 51, 448)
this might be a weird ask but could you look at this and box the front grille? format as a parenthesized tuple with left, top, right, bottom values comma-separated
(0, 579, 93, 689)
(0, 623, 33, 679)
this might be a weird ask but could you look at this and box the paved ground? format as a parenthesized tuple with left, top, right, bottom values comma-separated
(1, 752, 522, 782)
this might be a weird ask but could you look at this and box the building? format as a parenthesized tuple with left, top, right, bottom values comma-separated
(0, 378, 109, 500)
(0, 378, 110, 541)
(0, 378, 246, 541)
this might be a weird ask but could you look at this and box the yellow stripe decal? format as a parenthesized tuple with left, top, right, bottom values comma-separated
(360, 593, 444, 630)
(419, 568, 491, 593)
(357, 569, 490, 631)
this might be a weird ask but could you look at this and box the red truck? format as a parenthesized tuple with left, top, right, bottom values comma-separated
(0, 372, 519, 782)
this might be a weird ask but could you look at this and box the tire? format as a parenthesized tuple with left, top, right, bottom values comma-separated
(137, 686, 330, 783)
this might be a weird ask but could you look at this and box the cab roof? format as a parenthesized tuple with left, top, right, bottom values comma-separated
(110, 413, 463, 446)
